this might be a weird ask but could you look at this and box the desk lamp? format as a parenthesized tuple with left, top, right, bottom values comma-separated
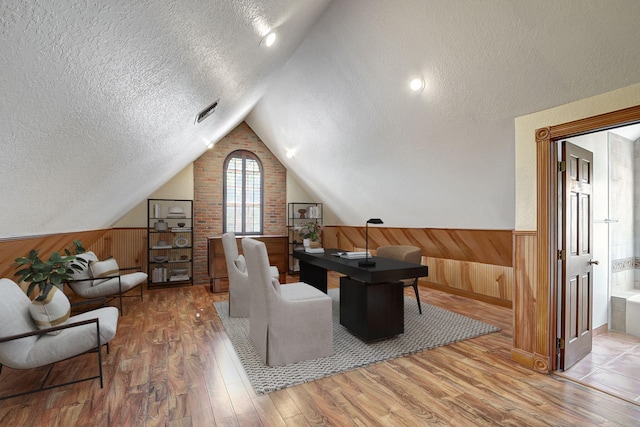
(359, 218, 383, 267)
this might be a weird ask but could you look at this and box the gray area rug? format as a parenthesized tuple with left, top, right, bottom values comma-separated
(213, 289, 500, 395)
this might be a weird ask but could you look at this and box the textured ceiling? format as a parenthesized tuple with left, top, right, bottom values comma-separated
(2, 1, 640, 237)
(248, 0, 640, 228)
(0, 0, 331, 237)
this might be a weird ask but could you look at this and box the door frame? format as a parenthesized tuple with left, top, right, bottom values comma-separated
(536, 105, 640, 371)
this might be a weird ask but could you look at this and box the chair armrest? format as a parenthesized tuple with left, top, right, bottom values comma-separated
(0, 317, 99, 343)
(66, 272, 126, 285)
(118, 266, 142, 272)
(66, 277, 96, 284)
(71, 297, 107, 309)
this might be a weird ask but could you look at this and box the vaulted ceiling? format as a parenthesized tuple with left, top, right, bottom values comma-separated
(2, 1, 640, 237)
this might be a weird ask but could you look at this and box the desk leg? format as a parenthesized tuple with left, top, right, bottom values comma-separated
(339, 276, 404, 341)
(299, 260, 328, 293)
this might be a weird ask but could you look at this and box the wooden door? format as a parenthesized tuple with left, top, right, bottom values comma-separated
(560, 142, 594, 370)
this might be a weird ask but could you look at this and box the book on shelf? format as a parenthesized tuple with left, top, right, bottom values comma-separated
(152, 267, 168, 283)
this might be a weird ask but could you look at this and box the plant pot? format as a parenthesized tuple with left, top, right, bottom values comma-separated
(303, 238, 311, 248)
(29, 286, 71, 335)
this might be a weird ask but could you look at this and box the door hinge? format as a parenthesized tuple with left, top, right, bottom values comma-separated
(557, 338, 565, 351)
(557, 250, 566, 260)
(558, 161, 566, 172)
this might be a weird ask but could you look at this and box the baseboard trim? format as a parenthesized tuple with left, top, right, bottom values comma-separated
(593, 323, 608, 337)
(511, 348, 534, 369)
(420, 280, 512, 308)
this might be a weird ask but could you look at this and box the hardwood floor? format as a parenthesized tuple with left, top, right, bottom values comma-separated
(1, 273, 639, 426)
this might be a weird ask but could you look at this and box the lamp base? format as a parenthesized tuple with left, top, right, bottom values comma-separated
(358, 259, 376, 267)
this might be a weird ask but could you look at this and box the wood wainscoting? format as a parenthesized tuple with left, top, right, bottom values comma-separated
(323, 226, 513, 307)
(88, 228, 147, 270)
(512, 230, 540, 370)
(0, 229, 147, 286)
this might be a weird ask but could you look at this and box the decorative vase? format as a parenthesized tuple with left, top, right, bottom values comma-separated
(298, 209, 307, 219)
(303, 238, 311, 248)
(29, 286, 71, 335)
(154, 219, 168, 231)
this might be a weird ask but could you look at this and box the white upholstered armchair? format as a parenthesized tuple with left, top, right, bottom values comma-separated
(242, 238, 333, 366)
(66, 251, 146, 315)
(221, 232, 279, 318)
(0, 278, 118, 400)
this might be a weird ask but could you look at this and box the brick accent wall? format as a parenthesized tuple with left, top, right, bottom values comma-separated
(193, 122, 287, 285)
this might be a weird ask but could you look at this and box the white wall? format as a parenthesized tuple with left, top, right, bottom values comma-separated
(286, 171, 337, 226)
(608, 133, 635, 296)
(515, 83, 640, 231)
(515, 83, 640, 332)
(113, 165, 194, 227)
(114, 161, 320, 228)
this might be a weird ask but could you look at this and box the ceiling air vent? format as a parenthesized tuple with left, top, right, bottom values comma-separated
(195, 99, 219, 124)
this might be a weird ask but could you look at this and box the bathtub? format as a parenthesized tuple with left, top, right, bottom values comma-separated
(627, 294, 640, 337)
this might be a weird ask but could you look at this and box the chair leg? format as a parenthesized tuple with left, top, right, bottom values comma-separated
(118, 277, 124, 316)
(97, 344, 103, 389)
(412, 280, 422, 314)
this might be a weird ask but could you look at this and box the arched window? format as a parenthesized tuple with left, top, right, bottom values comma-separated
(223, 150, 263, 234)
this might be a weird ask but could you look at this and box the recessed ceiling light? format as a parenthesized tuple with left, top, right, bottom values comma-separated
(409, 77, 425, 92)
(262, 32, 277, 47)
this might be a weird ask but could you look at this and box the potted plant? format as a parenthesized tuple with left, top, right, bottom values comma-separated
(298, 221, 322, 247)
(14, 245, 87, 301)
(67, 239, 86, 256)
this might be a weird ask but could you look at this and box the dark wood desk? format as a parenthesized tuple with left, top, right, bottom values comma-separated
(293, 248, 428, 341)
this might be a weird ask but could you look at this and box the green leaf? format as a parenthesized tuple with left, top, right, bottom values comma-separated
(32, 263, 47, 273)
(27, 282, 37, 297)
(14, 267, 32, 277)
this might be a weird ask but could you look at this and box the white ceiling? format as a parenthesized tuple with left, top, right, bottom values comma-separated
(2, 1, 640, 237)
(609, 123, 640, 142)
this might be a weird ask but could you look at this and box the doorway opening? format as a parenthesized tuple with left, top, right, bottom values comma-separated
(555, 125, 640, 405)
(535, 105, 640, 375)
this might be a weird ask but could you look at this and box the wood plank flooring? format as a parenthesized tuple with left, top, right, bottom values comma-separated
(1, 273, 639, 426)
